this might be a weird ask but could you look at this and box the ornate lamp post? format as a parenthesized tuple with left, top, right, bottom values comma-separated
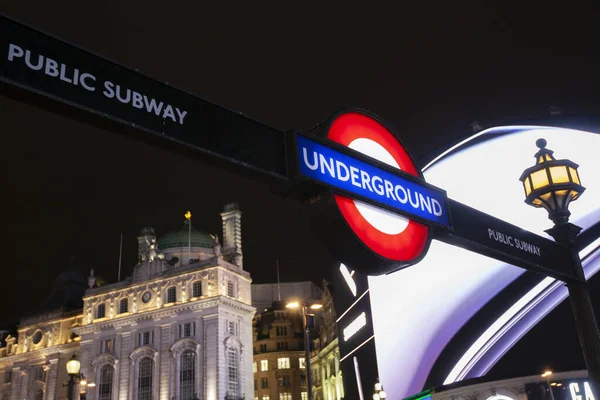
(65, 352, 93, 400)
(520, 139, 600, 397)
(286, 300, 323, 400)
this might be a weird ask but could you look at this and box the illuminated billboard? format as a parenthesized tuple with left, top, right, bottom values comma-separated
(368, 125, 600, 398)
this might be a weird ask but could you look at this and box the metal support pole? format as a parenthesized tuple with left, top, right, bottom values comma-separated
(546, 377, 556, 400)
(547, 223, 600, 399)
(304, 306, 314, 400)
(67, 375, 76, 400)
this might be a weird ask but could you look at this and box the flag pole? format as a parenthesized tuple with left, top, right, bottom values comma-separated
(185, 211, 192, 264)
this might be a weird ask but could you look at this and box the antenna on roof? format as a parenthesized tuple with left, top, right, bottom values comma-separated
(117, 233, 123, 281)
(277, 260, 281, 302)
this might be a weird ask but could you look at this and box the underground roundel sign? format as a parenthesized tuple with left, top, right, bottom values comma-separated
(299, 109, 434, 275)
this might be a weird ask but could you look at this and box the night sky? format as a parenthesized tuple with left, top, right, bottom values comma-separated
(2, 0, 600, 381)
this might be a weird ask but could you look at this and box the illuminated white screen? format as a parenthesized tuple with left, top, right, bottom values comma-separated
(368, 126, 600, 398)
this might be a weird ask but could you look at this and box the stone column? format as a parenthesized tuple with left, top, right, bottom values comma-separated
(10, 367, 21, 400)
(159, 324, 171, 400)
(119, 332, 131, 400)
(203, 314, 219, 400)
(44, 358, 60, 400)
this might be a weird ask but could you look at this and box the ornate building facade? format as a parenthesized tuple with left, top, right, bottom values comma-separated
(0, 203, 255, 400)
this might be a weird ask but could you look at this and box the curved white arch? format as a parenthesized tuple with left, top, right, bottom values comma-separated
(369, 126, 600, 398)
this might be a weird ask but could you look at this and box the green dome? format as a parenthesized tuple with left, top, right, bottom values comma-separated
(158, 220, 213, 249)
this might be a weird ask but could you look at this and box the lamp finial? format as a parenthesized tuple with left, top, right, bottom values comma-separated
(536, 138, 547, 149)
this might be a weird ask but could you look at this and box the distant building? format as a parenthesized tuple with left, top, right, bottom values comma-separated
(251, 280, 343, 400)
(252, 301, 309, 400)
(251, 282, 322, 312)
(0, 203, 255, 400)
(311, 281, 343, 400)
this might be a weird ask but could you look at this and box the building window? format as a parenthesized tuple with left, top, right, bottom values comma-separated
(253, 362, 257, 374)
(278, 376, 291, 387)
(227, 281, 235, 297)
(279, 393, 292, 400)
(97, 303, 106, 319)
(178, 323, 195, 339)
(301, 392, 308, 400)
(275, 326, 288, 336)
(277, 357, 290, 369)
(259, 344, 267, 353)
(180, 351, 196, 400)
(100, 338, 114, 353)
(166, 287, 177, 304)
(119, 298, 128, 314)
(137, 357, 153, 400)
(262, 396, 270, 400)
(299, 358, 306, 369)
(300, 374, 306, 386)
(31, 365, 44, 381)
(4, 370, 11, 383)
(260, 360, 268, 371)
(98, 365, 113, 400)
(227, 321, 236, 335)
(227, 348, 239, 398)
(192, 281, 202, 298)
(138, 330, 154, 347)
(276, 342, 288, 350)
(32, 389, 43, 400)
(261, 377, 268, 389)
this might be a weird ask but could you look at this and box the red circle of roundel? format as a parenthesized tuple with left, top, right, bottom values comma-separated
(328, 112, 430, 262)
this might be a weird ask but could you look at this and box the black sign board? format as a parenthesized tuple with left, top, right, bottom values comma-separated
(332, 264, 379, 399)
(0, 15, 287, 179)
(436, 199, 576, 281)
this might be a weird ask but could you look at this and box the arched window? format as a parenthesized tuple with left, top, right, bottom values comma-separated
(98, 365, 113, 400)
(180, 351, 196, 400)
(227, 348, 239, 398)
(137, 357, 153, 400)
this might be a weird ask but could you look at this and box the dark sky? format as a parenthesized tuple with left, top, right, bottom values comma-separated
(2, 0, 600, 381)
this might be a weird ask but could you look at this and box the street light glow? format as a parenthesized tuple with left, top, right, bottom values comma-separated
(542, 370, 553, 377)
(286, 301, 300, 309)
(310, 304, 323, 310)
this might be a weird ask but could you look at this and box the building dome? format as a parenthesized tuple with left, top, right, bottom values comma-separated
(158, 220, 213, 249)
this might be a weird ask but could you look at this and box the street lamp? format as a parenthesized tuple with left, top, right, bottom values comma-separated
(541, 370, 556, 400)
(373, 380, 387, 400)
(286, 299, 323, 400)
(521, 139, 600, 398)
(65, 352, 93, 400)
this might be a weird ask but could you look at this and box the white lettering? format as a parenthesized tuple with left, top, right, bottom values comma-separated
(59, 63, 72, 83)
(44, 58, 59, 77)
(350, 166, 361, 188)
(343, 312, 367, 341)
(419, 193, 432, 214)
(7, 44, 24, 61)
(384, 180, 397, 201)
(339, 264, 357, 297)
(162, 104, 176, 122)
(571, 383, 583, 400)
(319, 154, 335, 177)
(143, 95, 163, 116)
(360, 170, 373, 192)
(372, 176, 384, 195)
(302, 148, 318, 170)
(432, 199, 443, 216)
(24, 50, 43, 70)
(175, 108, 188, 125)
(395, 184, 408, 204)
(79, 73, 96, 91)
(336, 160, 350, 182)
(103, 81, 115, 98)
(132, 91, 144, 109)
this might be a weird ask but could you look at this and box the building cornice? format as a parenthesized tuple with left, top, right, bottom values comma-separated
(74, 296, 255, 335)
(0, 341, 79, 366)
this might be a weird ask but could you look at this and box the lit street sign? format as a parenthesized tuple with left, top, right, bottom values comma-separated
(436, 200, 576, 281)
(0, 15, 287, 178)
(295, 133, 450, 228)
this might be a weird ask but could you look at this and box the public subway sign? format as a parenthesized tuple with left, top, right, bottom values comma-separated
(296, 134, 450, 227)
(437, 199, 575, 281)
(0, 15, 287, 178)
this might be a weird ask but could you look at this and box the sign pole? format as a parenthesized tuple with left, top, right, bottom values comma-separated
(547, 223, 600, 398)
